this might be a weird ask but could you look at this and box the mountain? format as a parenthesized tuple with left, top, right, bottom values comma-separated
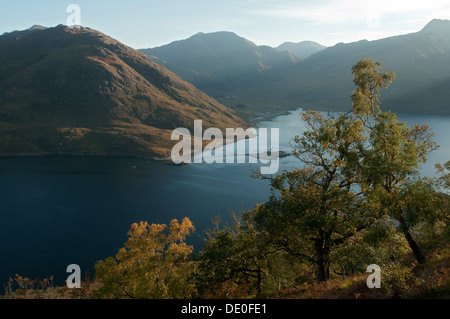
(1, 25, 47, 36)
(140, 31, 302, 97)
(143, 19, 450, 116)
(237, 19, 450, 115)
(0, 25, 248, 158)
(277, 41, 327, 58)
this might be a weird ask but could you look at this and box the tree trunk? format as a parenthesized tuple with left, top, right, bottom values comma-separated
(398, 216, 426, 264)
(317, 260, 330, 282)
(397, 210, 426, 264)
(403, 230, 426, 264)
(256, 269, 262, 296)
(315, 241, 330, 282)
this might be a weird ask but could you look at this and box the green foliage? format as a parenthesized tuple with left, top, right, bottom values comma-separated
(196, 212, 296, 298)
(254, 58, 444, 285)
(331, 217, 411, 278)
(349, 59, 442, 264)
(351, 58, 395, 117)
(412, 163, 450, 250)
(435, 160, 450, 193)
(254, 110, 375, 282)
(381, 263, 414, 296)
(93, 218, 196, 299)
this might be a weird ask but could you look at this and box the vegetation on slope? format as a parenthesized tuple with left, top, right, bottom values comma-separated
(0, 26, 248, 159)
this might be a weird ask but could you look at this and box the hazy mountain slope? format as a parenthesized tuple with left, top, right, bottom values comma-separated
(277, 41, 327, 58)
(140, 31, 302, 97)
(237, 19, 450, 114)
(142, 20, 450, 116)
(0, 25, 248, 158)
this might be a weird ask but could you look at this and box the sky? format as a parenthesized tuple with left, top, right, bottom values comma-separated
(1, 0, 450, 49)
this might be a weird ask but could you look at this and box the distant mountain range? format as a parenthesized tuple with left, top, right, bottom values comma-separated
(141, 19, 450, 116)
(140, 31, 303, 98)
(0, 25, 248, 158)
(277, 41, 327, 58)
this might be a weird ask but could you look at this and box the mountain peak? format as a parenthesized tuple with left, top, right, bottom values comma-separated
(421, 19, 450, 34)
(277, 41, 326, 58)
(29, 25, 47, 31)
(192, 30, 238, 37)
(1, 24, 47, 36)
(188, 31, 257, 47)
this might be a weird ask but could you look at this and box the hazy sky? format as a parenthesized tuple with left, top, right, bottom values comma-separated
(1, 0, 450, 49)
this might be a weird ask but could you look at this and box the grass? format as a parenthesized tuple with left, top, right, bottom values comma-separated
(2, 247, 448, 299)
(275, 247, 450, 299)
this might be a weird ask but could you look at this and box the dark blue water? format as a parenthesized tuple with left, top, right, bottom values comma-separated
(0, 109, 448, 286)
(0, 157, 273, 286)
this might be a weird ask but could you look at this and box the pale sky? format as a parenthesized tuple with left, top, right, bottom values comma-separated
(1, 0, 450, 49)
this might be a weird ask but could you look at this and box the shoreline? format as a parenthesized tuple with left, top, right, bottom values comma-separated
(0, 152, 171, 162)
(0, 109, 298, 163)
(248, 109, 294, 126)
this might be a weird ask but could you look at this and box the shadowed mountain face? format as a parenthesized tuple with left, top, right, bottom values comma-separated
(244, 18, 450, 114)
(277, 41, 327, 58)
(142, 19, 450, 115)
(140, 31, 302, 97)
(0, 25, 248, 158)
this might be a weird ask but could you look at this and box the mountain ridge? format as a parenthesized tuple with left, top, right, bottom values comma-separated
(141, 19, 450, 116)
(140, 31, 302, 98)
(0, 25, 249, 158)
(241, 18, 450, 114)
(277, 41, 327, 58)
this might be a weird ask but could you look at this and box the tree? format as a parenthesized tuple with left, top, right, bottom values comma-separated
(351, 58, 438, 264)
(416, 161, 450, 249)
(254, 58, 441, 283)
(254, 111, 374, 282)
(331, 215, 411, 279)
(350, 59, 395, 118)
(435, 160, 450, 192)
(93, 218, 196, 299)
(196, 212, 283, 297)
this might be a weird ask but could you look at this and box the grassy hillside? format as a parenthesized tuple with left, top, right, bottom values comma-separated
(0, 26, 249, 158)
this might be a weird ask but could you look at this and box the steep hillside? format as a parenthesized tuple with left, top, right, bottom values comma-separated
(0, 25, 249, 158)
